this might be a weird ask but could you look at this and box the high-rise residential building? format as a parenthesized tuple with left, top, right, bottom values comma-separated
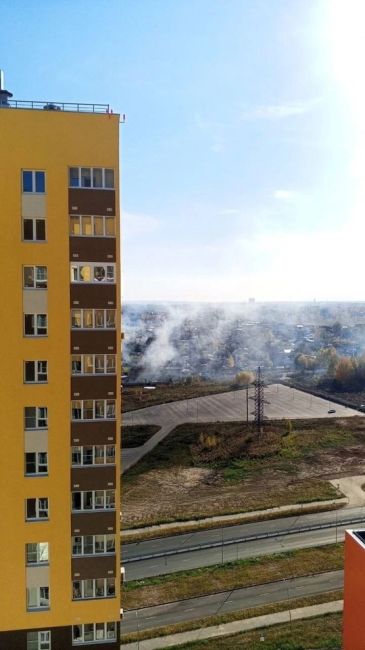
(0, 74, 121, 649)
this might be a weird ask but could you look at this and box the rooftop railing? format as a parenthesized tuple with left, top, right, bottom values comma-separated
(0, 99, 111, 113)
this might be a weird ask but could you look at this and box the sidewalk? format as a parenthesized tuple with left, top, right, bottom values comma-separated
(123, 497, 347, 538)
(120, 600, 343, 649)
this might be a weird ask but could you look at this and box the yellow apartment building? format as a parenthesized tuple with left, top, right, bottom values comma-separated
(0, 74, 121, 649)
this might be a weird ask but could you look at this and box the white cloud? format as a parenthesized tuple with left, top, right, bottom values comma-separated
(273, 190, 299, 201)
(241, 99, 321, 121)
(220, 208, 240, 216)
(123, 211, 160, 236)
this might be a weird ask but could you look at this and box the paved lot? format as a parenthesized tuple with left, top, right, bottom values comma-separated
(122, 384, 361, 472)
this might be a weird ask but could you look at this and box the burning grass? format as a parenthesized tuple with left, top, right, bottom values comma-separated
(122, 382, 234, 412)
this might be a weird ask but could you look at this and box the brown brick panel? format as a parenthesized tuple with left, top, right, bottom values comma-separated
(71, 511, 117, 536)
(70, 236, 116, 262)
(70, 284, 117, 308)
(71, 329, 117, 353)
(72, 555, 116, 580)
(71, 427, 116, 446)
(71, 375, 116, 399)
(0, 627, 70, 649)
(71, 420, 116, 440)
(69, 188, 116, 215)
(71, 466, 116, 490)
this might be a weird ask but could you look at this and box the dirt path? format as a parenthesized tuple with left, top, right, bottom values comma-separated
(330, 475, 365, 506)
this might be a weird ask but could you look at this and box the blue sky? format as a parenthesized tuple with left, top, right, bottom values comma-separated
(2, 0, 364, 301)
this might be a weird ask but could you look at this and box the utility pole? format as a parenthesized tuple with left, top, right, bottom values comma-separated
(254, 366, 264, 432)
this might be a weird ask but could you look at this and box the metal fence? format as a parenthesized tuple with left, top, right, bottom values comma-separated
(1, 99, 110, 113)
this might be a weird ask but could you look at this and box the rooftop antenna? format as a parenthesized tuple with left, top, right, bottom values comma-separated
(0, 70, 13, 107)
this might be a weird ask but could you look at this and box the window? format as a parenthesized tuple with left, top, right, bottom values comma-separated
(72, 622, 116, 644)
(69, 167, 114, 189)
(71, 534, 115, 556)
(22, 170, 46, 194)
(71, 354, 116, 375)
(27, 630, 51, 650)
(26, 542, 49, 565)
(24, 406, 48, 429)
(24, 314, 47, 336)
(71, 445, 115, 466)
(72, 578, 115, 601)
(71, 490, 115, 512)
(25, 452, 48, 475)
(23, 218, 46, 242)
(23, 266, 47, 289)
(70, 263, 115, 284)
(71, 308, 116, 329)
(26, 497, 49, 520)
(71, 400, 115, 421)
(27, 586, 49, 610)
(24, 360, 48, 383)
(69, 215, 115, 237)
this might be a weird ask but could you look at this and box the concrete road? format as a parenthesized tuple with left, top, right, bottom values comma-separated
(121, 570, 343, 634)
(122, 384, 361, 471)
(122, 506, 365, 580)
(123, 506, 365, 561)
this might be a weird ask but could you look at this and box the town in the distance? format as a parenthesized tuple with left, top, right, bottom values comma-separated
(121, 299, 365, 649)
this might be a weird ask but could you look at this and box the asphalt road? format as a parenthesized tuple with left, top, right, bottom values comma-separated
(122, 506, 365, 580)
(121, 570, 343, 634)
(122, 384, 361, 471)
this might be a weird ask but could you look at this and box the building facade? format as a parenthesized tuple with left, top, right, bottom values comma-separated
(0, 81, 121, 649)
(343, 529, 365, 649)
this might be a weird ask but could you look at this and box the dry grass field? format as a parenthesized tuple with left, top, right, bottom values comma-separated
(123, 417, 365, 527)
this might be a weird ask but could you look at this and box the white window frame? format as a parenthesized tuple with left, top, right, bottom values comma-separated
(26, 542, 49, 565)
(23, 265, 48, 289)
(71, 308, 116, 329)
(26, 586, 50, 610)
(71, 534, 115, 556)
(22, 217, 46, 242)
(69, 166, 114, 189)
(22, 169, 46, 194)
(71, 354, 116, 375)
(71, 444, 115, 466)
(72, 622, 117, 644)
(24, 360, 48, 383)
(24, 406, 48, 430)
(71, 399, 115, 421)
(71, 490, 115, 512)
(25, 451, 48, 476)
(26, 497, 49, 520)
(70, 262, 115, 284)
(69, 214, 116, 237)
(27, 630, 51, 650)
(24, 313, 48, 337)
(72, 577, 115, 601)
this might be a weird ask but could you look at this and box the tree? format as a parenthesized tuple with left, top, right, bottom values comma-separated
(235, 371, 254, 386)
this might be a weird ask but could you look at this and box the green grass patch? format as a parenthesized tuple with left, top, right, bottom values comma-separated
(122, 425, 160, 447)
(122, 544, 344, 609)
(165, 613, 342, 649)
(120, 593, 343, 645)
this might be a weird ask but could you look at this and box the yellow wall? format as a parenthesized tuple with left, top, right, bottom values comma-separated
(0, 108, 121, 630)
